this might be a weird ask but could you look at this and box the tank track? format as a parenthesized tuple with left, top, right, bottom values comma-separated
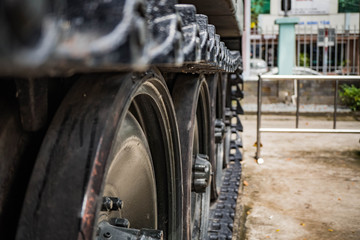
(208, 161, 242, 240)
(207, 69, 244, 240)
(0, 1, 241, 77)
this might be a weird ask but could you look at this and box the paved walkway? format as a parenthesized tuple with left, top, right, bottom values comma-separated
(236, 115, 360, 240)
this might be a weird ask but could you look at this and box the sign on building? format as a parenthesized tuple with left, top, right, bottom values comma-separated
(281, 0, 330, 15)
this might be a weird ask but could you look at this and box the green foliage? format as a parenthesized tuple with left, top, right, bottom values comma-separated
(340, 60, 348, 67)
(338, 0, 360, 13)
(251, 0, 270, 15)
(339, 84, 360, 111)
(251, 0, 270, 28)
(299, 53, 310, 67)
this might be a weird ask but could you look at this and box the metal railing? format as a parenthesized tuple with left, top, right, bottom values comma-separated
(256, 75, 360, 161)
(250, 25, 360, 75)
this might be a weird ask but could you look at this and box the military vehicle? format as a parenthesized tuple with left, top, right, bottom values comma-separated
(0, 0, 244, 239)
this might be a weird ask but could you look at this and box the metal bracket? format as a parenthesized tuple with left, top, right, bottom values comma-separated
(97, 221, 163, 240)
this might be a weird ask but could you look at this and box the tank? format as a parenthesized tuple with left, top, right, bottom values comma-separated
(0, 0, 244, 239)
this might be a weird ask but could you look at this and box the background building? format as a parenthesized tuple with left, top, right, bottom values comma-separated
(249, 0, 360, 75)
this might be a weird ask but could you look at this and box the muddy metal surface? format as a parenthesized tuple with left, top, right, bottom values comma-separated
(236, 115, 360, 240)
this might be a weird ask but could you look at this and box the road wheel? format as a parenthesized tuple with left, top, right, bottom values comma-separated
(223, 73, 232, 168)
(172, 74, 211, 239)
(16, 70, 183, 240)
(207, 73, 225, 199)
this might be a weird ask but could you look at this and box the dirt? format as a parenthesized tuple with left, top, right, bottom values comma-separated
(236, 115, 360, 240)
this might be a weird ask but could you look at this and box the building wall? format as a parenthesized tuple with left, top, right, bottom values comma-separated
(258, 0, 359, 33)
(249, 0, 359, 77)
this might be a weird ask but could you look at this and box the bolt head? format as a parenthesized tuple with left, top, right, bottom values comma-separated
(101, 197, 113, 211)
(103, 232, 111, 238)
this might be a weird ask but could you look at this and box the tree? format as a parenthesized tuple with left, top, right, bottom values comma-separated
(338, 0, 360, 13)
(251, 0, 270, 29)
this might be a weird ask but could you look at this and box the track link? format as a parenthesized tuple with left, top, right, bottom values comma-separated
(208, 160, 242, 240)
(207, 69, 244, 240)
(0, 2, 241, 77)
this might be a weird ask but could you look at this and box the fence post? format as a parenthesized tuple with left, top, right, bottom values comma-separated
(256, 75, 263, 159)
(296, 79, 300, 128)
(333, 79, 338, 129)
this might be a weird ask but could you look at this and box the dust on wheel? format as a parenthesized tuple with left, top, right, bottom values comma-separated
(16, 70, 183, 240)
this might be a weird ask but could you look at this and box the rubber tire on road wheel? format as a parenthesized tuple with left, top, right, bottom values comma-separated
(16, 70, 183, 240)
(206, 73, 225, 199)
(172, 74, 212, 240)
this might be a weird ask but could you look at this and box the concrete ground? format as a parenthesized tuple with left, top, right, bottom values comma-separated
(236, 114, 360, 240)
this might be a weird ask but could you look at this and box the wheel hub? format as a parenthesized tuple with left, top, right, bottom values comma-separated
(192, 154, 212, 193)
(214, 119, 225, 143)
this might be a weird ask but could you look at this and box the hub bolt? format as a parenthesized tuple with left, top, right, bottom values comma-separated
(101, 197, 123, 211)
